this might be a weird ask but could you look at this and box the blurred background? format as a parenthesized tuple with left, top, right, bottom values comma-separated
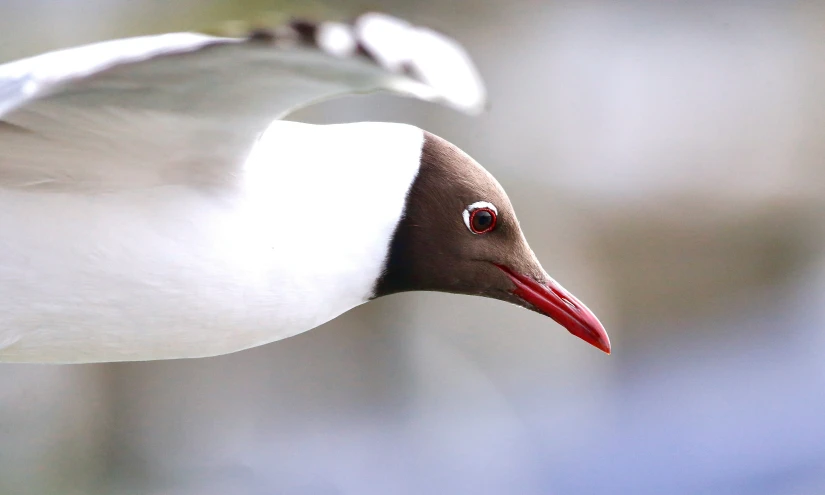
(2, 0, 825, 494)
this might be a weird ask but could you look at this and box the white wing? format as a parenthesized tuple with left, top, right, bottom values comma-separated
(0, 12, 485, 190)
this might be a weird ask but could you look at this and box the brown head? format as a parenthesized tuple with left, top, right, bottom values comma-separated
(373, 131, 610, 354)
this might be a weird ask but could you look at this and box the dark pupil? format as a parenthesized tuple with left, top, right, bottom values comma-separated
(473, 210, 493, 231)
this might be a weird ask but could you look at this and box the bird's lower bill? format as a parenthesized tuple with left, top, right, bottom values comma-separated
(496, 265, 611, 354)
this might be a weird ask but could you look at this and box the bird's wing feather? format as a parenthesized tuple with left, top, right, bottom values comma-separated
(0, 13, 485, 190)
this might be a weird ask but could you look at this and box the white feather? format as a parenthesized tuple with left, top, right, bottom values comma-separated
(0, 121, 423, 363)
(0, 12, 486, 363)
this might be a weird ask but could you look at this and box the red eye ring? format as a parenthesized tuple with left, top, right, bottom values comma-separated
(469, 207, 497, 234)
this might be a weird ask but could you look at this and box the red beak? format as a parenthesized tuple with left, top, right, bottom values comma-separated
(496, 265, 611, 354)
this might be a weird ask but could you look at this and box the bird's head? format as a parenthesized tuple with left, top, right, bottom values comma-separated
(373, 131, 610, 354)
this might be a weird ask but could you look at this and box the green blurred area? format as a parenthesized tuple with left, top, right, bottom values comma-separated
(1, 0, 369, 59)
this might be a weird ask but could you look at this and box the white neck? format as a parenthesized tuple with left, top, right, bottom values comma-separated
(0, 121, 423, 362)
(226, 120, 424, 330)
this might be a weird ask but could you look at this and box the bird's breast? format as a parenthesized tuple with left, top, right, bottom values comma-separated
(0, 185, 374, 363)
(0, 121, 424, 363)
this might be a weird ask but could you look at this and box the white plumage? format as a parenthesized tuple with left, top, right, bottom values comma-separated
(0, 13, 486, 363)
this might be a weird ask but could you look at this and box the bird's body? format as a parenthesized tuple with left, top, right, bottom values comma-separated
(0, 120, 424, 362)
(0, 13, 610, 363)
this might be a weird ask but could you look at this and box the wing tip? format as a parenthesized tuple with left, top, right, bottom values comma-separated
(237, 11, 488, 115)
(353, 12, 488, 115)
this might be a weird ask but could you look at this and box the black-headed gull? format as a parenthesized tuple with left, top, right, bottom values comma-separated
(0, 13, 609, 363)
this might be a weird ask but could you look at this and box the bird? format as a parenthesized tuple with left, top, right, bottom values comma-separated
(0, 12, 610, 363)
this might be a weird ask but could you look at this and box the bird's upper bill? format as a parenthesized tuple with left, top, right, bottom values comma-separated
(496, 264, 611, 354)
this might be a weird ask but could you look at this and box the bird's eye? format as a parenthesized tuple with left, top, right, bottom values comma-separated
(470, 209, 496, 233)
(463, 202, 498, 234)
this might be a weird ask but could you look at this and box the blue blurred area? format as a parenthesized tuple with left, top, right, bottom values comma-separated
(1, 1, 824, 494)
(550, 275, 825, 495)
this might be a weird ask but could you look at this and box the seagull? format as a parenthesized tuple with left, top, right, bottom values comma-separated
(0, 13, 610, 363)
